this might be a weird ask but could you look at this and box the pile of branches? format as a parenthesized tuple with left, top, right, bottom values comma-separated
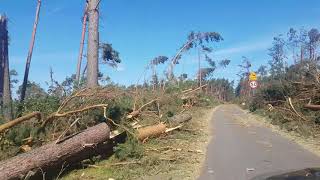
(255, 63, 320, 137)
(0, 84, 210, 179)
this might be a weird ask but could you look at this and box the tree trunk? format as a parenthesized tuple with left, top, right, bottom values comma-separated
(168, 113, 192, 126)
(0, 15, 12, 121)
(304, 104, 320, 111)
(198, 48, 202, 88)
(87, 0, 99, 88)
(0, 123, 110, 180)
(0, 16, 4, 100)
(20, 0, 41, 103)
(0, 112, 41, 133)
(1, 16, 12, 121)
(75, 2, 88, 85)
(0, 15, 5, 106)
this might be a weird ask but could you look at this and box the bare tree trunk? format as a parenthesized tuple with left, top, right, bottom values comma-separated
(152, 64, 156, 91)
(300, 46, 304, 62)
(20, 0, 41, 103)
(0, 123, 110, 180)
(0, 16, 4, 102)
(87, 0, 100, 88)
(198, 48, 202, 88)
(76, 2, 88, 85)
(0, 16, 12, 121)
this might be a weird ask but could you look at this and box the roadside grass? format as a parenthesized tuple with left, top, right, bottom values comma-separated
(61, 107, 214, 180)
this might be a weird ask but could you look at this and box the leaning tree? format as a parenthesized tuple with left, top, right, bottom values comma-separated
(167, 31, 224, 81)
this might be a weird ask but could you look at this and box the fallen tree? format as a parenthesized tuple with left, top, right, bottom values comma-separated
(169, 113, 192, 126)
(0, 123, 110, 180)
(137, 123, 166, 141)
(0, 112, 41, 133)
(304, 104, 320, 111)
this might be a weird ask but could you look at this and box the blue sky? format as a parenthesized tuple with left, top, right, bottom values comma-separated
(1, 0, 320, 90)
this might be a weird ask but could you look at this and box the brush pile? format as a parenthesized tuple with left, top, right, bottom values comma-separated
(0, 84, 215, 179)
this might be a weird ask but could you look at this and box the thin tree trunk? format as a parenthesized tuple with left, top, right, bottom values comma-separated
(20, 0, 41, 103)
(300, 46, 304, 62)
(198, 48, 202, 88)
(76, 2, 88, 85)
(1, 16, 12, 121)
(0, 17, 4, 102)
(87, 0, 100, 88)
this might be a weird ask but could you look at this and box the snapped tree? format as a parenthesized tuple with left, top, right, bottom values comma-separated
(0, 15, 13, 121)
(86, 0, 100, 88)
(20, 0, 41, 104)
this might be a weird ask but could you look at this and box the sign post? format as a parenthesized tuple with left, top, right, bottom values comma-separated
(249, 81, 258, 89)
(249, 72, 258, 96)
(249, 72, 257, 81)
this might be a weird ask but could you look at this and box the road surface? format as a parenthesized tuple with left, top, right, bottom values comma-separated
(199, 105, 320, 180)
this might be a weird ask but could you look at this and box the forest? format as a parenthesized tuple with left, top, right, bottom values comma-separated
(0, 0, 320, 180)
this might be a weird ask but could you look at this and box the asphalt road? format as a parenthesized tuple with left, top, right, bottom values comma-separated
(198, 105, 320, 180)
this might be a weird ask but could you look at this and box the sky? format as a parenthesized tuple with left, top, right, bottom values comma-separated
(1, 0, 320, 91)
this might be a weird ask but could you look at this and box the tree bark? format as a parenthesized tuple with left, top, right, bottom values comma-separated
(87, 0, 99, 88)
(20, 0, 41, 103)
(0, 15, 4, 99)
(0, 15, 12, 121)
(0, 123, 110, 180)
(304, 104, 320, 111)
(76, 2, 88, 85)
(168, 113, 192, 126)
(137, 123, 166, 141)
(0, 112, 41, 133)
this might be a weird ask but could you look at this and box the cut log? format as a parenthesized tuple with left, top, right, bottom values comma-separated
(304, 104, 320, 111)
(168, 113, 192, 126)
(0, 123, 110, 180)
(137, 123, 166, 141)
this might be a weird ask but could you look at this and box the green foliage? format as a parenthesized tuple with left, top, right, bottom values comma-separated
(17, 81, 47, 100)
(150, 56, 168, 66)
(268, 35, 287, 78)
(100, 43, 121, 67)
(114, 135, 144, 161)
(106, 95, 132, 123)
(20, 95, 60, 116)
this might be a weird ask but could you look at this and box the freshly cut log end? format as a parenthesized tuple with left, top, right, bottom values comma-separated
(137, 123, 166, 141)
(127, 110, 140, 119)
(0, 123, 110, 180)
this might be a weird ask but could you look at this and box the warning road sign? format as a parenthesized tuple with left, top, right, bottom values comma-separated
(249, 72, 257, 81)
(249, 81, 258, 89)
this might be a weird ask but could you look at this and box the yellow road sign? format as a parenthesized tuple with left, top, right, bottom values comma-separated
(249, 72, 257, 81)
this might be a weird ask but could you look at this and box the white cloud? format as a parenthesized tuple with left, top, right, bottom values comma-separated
(214, 40, 271, 56)
(116, 64, 125, 72)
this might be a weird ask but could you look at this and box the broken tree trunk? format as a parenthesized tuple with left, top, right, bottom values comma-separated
(0, 15, 13, 121)
(86, 0, 100, 88)
(75, 2, 88, 85)
(0, 123, 110, 180)
(137, 123, 166, 141)
(168, 113, 192, 126)
(304, 104, 320, 111)
(0, 111, 41, 133)
(20, 0, 41, 107)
